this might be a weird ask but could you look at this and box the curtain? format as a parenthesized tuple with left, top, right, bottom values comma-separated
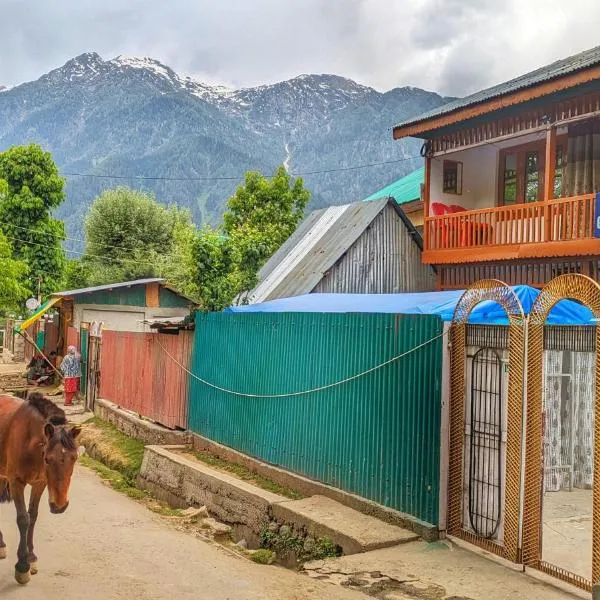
(564, 120, 600, 196)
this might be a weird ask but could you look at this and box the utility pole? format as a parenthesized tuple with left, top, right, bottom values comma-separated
(37, 276, 42, 304)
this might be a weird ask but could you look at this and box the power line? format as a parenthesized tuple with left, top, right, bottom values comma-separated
(60, 154, 421, 182)
(2, 233, 164, 269)
(0, 220, 153, 257)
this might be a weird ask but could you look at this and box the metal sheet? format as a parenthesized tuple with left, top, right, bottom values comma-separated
(313, 202, 435, 293)
(187, 311, 443, 525)
(249, 198, 434, 302)
(99, 330, 191, 429)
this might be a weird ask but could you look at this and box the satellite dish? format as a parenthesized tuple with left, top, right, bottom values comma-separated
(26, 298, 40, 311)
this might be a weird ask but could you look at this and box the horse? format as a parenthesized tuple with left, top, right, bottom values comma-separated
(0, 392, 80, 584)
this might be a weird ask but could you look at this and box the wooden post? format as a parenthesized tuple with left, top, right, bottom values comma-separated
(543, 126, 556, 242)
(423, 156, 432, 251)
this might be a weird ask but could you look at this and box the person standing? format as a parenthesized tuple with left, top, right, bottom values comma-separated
(59, 345, 81, 406)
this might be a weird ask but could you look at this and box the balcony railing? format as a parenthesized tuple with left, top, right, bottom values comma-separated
(424, 194, 597, 258)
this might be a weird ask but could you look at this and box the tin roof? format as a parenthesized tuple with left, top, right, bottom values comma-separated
(364, 167, 424, 204)
(394, 44, 600, 131)
(247, 198, 417, 304)
(52, 278, 166, 297)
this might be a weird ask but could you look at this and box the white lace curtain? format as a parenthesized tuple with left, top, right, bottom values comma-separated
(564, 120, 600, 197)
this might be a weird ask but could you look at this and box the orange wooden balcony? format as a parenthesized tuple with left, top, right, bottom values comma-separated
(422, 193, 600, 264)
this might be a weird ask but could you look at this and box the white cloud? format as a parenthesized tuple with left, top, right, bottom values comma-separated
(0, 0, 598, 96)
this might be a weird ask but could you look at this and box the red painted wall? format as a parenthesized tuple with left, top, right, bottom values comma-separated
(98, 330, 191, 429)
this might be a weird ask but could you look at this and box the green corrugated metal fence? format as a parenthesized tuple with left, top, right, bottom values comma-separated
(188, 312, 443, 525)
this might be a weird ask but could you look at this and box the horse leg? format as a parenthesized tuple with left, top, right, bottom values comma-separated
(11, 480, 31, 585)
(0, 481, 6, 560)
(26, 483, 45, 575)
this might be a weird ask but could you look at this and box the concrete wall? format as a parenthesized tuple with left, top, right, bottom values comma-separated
(73, 304, 189, 333)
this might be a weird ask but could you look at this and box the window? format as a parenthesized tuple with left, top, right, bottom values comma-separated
(498, 137, 567, 205)
(443, 160, 462, 194)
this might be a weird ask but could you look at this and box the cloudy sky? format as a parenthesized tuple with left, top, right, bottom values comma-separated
(1, 0, 599, 96)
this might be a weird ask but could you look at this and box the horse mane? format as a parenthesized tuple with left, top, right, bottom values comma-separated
(26, 392, 68, 426)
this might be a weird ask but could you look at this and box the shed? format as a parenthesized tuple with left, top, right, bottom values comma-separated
(246, 198, 436, 304)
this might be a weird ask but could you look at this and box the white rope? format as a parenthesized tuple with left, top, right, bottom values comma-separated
(155, 329, 447, 398)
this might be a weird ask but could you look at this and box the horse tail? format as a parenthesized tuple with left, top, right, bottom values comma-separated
(0, 483, 11, 504)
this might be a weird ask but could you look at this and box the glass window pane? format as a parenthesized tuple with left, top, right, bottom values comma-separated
(525, 151, 539, 202)
(503, 153, 517, 204)
(554, 146, 563, 198)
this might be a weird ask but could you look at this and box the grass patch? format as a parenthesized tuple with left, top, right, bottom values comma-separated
(251, 549, 276, 565)
(183, 449, 303, 500)
(80, 455, 147, 500)
(79, 418, 145, 482)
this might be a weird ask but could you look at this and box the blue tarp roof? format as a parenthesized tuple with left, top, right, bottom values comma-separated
(225, 285, 596, 325)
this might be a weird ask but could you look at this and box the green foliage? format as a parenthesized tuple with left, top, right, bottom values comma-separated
(82, 187, 191, 285)
(0, 232, 30, 312)
(168, 167, 309, 311)
(63, 258, 92, 290)
(259, 524, 340, 565)
(0, 144, 66, 296)
(251, 549, 276, 565)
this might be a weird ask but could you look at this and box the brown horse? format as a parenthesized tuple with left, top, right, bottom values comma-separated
(0, 392, 80, 584)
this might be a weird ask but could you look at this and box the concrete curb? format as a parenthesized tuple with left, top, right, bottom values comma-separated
(94, 398, 190, 446)
(191, 433, 438, 541)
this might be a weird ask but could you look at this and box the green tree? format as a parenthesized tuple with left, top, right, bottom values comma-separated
(83, 187, 191, 285)
(0, 144, 66, 296)
(168, 167, 310, 311)
(0, 232, 30, 312)
(63, 258, 92, 290)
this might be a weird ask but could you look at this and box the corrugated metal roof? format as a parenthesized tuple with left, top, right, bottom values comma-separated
(248, 198, 399, 303)
(53, 278, 166, 297)
(364, 167, 424, 204)
(395, 44, 600, 131)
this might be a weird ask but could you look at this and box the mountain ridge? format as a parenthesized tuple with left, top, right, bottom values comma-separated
(0, 52, 452, 249)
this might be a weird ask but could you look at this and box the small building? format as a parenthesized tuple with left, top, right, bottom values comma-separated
(246, 198, 436, 304)
(364, 166, 425, 234)
(19, 278, 196, 359)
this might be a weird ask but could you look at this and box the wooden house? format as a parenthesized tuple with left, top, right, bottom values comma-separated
(393, 45, 600, 290)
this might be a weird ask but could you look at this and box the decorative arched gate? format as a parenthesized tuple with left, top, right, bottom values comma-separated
(449, 280, 525, 562)
(522, 274, 600, 591)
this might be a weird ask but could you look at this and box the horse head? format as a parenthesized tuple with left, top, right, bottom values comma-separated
(42, 422, 81, 513)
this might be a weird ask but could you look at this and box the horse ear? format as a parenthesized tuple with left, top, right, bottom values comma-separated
(44, 423, 55, 439)
(70, 426, 81, 440)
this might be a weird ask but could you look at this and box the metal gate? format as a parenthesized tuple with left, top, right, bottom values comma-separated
(468, 348, 503, 539)
(448, 280, 524, 563)
(522, 274, 600, 591)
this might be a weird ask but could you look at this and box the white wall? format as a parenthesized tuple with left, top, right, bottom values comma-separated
(428, 129, 564, 215)
(430, 145, 498, 212)
(73, 304, 189, 333)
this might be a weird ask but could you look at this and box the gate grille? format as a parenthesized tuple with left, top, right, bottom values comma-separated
(468, 348, 503, 538)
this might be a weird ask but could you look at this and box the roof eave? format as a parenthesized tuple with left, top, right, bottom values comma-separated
(393, 63, 600, 140)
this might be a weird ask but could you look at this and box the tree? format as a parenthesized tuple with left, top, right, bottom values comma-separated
(168, 167, 310, 311)
(0, 144, 66, 297)
(0, 232, 30, 312)
(82, 187, 191, 285)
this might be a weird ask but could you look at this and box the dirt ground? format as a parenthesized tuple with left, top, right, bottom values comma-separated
(0, 467, 365, 600)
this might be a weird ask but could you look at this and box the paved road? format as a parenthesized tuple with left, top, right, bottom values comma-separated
(0, 467, 364, 600)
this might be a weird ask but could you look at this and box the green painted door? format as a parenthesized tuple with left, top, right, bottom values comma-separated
(79, 327, 89, 394)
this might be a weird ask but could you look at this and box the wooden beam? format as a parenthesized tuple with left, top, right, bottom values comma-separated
(422, 239, 600, 265)
(543, 126, 557, 201)
(423, 157, 431, 251)
(543, 126, 557, 241)
(393, 64, 600, 139)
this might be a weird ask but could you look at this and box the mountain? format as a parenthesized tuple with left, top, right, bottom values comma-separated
(0, 52, 451, 248)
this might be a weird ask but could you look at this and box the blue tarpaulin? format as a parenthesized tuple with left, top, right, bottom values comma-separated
(226, 285, 596, 325)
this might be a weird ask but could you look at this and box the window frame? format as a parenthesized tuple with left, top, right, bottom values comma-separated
(442, 159, 463, 195)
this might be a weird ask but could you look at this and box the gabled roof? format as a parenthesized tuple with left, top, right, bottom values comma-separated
(364, 167, 424, 204)
(52, 278, 166, 298)
(394, 44, 600, 136)
(247, 198, 418, 304)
